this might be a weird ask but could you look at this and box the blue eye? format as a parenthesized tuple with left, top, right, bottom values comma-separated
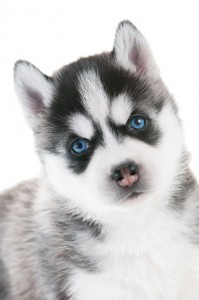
(129, 116, 146, 130)
(71, 138, 89, 154)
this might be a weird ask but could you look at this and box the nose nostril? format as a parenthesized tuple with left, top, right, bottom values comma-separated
(129, 165, 138, 176)
(111, 169, 123, 182)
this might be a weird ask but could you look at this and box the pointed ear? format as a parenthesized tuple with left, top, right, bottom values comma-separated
(113, 21, 160, 79)
(14, 60, 55, 130)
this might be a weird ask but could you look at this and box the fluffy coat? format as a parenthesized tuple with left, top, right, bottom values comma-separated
(1, 21, 199, 300)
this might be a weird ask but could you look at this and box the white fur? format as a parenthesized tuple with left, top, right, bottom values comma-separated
(68, 113, 94, 139)
(111, 94, 132, 125)
(114, 22, 160, 78)
(67, 212, 199, 300)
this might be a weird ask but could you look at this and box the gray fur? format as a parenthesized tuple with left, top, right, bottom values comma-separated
(0, 180, 103, 299)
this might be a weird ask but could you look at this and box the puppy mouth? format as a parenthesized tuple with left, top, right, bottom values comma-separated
(115, 185, 145, 202)
(121, 181, 149, 201)
(112, 190, 144, 206)
(125, 190, 143, 200)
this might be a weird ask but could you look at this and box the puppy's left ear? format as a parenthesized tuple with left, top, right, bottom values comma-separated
(113, 21, 160, 79)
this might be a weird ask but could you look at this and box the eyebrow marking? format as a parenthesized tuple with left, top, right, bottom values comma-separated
(111, 94, 133, 125)
(68, 113, 94, 139)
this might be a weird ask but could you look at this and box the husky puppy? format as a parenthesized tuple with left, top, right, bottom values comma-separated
(1, 20, 199, 300)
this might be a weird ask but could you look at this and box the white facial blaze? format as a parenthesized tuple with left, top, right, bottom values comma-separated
(68, 114, 94, 139)
(78, 69, 119, 147)
(111, 94, 133, 125)
(78, 70, 109, 122)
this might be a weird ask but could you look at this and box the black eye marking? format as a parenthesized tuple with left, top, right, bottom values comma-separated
(107, 113, 161, 146)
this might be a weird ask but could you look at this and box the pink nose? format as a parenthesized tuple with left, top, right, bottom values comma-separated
(118, 168, 138, 187)
(111, 162, 139, 187)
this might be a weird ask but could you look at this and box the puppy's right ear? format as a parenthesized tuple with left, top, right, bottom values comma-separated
(113, 21, 160, 79)
(14, 60, 55, 131)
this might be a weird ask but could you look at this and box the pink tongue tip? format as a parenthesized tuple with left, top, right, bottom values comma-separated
(118, 174, 138, 187)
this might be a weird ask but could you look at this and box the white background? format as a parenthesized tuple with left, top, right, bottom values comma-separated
(0, 0, 199, 191)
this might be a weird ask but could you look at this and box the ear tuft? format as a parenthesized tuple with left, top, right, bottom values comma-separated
(114, 21, 160, 79)
(14, 60, 54, 130)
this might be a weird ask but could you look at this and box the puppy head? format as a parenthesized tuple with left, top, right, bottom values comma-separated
(14, 21, 186, 219)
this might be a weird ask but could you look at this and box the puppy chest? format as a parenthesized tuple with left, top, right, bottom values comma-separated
(69, 237, 181, 300)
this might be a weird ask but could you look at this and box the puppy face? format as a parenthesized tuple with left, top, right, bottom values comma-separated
(14, 21, 185, 217)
